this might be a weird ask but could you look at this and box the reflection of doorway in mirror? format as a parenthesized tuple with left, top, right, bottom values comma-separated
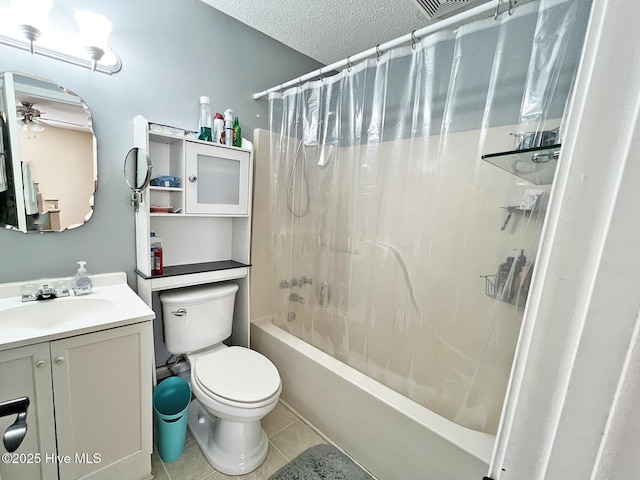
(17, 126, 93, 231)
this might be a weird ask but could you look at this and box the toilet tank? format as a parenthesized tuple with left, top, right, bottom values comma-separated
(160, 283, 239, 355)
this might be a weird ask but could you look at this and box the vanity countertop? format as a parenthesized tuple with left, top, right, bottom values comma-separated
(0, 272, 155, 350)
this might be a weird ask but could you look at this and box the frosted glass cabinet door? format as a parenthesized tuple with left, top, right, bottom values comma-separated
(185, 141, 251, 215)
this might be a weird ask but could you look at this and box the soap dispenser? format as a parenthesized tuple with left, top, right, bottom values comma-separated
(72, 261, 93, 296)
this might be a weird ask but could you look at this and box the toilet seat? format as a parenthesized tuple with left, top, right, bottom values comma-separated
(192, 347, 281, 405)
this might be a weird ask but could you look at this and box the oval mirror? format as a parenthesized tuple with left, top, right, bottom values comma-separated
(0, 72, 96, 233)
(123, 147, 152, 212)
(123, 147, 152, 192)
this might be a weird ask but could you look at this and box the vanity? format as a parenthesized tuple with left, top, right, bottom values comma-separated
(0, 273, 155, 480)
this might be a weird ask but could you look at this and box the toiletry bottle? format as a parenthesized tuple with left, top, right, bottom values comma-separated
(72, 261, 93, 296)
(233, 117, 242, 147)
(152, 236, 163, 275)
(496, 256, 514, 302)
(510, 250, 527, 301)
(223, 109, 234, 146)
(150, 231, 156, 267)
(198, 96, 212, 142)
(213, 112, 224, 143)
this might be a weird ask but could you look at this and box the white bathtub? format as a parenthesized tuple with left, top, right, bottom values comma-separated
(251, 317, 495, 480)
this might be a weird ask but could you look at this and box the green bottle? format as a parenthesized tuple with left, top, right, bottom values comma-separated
(233, 117, 241, 147)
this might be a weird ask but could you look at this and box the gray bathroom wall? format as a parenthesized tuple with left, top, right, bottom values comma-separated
(0, 0, 322, 284)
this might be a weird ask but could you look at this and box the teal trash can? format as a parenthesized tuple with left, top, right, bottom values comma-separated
(153, 376, 191, 462)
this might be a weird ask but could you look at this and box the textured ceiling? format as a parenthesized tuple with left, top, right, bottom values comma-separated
(200, 0, 431, 65)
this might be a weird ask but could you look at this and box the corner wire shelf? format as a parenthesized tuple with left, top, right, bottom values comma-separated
(481, 144, 561, 185)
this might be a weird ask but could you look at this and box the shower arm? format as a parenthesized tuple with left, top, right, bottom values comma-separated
(253, 0, 500, 99)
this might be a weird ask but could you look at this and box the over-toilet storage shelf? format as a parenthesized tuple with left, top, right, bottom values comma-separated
(481, 144, 561, 185)
(132, 115, 253, 348)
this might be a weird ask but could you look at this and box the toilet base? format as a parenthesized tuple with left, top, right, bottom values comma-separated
(187, 399, 269, 475)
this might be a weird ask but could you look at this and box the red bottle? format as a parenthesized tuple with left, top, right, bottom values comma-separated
(154, 245, 163, 275)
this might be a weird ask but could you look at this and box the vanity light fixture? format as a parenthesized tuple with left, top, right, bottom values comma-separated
(0, 3, 121, 74)
(11, 0, 53, 54)
(75, 10, 113, 72)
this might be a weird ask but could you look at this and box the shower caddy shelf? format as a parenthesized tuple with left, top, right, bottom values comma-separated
(132, 115, 253, 348)
(481, 144, 561, 185)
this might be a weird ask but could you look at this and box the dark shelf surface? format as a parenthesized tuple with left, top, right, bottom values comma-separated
(136, 260, 251, 280)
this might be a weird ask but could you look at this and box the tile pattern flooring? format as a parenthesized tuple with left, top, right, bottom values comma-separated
(151, 402, 326, 480)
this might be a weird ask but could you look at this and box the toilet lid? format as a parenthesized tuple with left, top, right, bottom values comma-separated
(194, 347, 280, 403)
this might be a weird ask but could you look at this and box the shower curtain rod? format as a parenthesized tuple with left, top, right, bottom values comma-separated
(253, 0, 502, 100)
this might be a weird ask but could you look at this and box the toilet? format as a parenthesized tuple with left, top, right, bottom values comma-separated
(159, 283, 281, 475)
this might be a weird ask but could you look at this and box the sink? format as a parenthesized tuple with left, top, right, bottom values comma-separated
(0, 272, 155, 350)
(0, 297, 115, 330)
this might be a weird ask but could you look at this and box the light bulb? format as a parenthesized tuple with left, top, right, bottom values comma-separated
(75, 10, 113, 70)
(11, 0, 53, 31)
(75, 10, 112, 49)
(11, 0, 53, 53)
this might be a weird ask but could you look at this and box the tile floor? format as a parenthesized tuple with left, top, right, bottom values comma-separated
(151, 402, 327, 480)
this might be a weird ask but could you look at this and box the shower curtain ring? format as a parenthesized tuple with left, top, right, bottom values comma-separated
(376, 44, 383, 61)
(508, 0, 515, 15)
(298, 77, 303, 90)
(347, 57, 353, 72)
(410, 30, 419, 50)
(494, 0, 501, 19)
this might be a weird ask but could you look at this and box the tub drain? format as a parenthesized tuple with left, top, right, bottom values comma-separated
(287, 312, 296, 323)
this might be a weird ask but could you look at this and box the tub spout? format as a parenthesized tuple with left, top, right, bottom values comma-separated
(289, 293, 305, 304)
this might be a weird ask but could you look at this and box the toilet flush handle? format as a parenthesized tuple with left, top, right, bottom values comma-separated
(171, 308, 187, 316)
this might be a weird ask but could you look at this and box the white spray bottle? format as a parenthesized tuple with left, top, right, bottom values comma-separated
(223, 109, 234, 146)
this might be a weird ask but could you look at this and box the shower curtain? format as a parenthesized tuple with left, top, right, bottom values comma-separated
(267, 0, 591, 434)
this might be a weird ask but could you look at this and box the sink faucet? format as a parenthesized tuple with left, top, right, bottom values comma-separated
(21, 281, 70, 302)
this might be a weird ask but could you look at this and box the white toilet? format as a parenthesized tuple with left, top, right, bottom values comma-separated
(159, 283, 281, 475)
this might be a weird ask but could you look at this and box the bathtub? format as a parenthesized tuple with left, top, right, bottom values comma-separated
(250, 317, 495, 480)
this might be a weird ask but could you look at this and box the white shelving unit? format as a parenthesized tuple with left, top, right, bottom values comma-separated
(133, 116, 253, 348)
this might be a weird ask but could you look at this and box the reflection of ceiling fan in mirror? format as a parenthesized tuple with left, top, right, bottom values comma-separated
(17, 101, 45, 133)
(16, 100, 89, 133)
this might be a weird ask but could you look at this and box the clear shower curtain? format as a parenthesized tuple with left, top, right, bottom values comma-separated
(267, 0, 591, 434)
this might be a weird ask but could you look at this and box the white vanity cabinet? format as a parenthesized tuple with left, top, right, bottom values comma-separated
(0, 322, 153, 480)
(0, 343, 57, 480)
(133, 116, 253, 349)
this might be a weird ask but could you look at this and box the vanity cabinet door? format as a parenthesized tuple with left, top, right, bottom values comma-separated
(0, 343, 57, 480)
(50, 322, 153, 480)
(185, 141, 251, 215)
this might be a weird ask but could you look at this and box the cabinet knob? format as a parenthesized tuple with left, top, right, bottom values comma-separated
(35, 360, 47, 368)
(54, 356, 65, 364)
(188, 175, 197, 183)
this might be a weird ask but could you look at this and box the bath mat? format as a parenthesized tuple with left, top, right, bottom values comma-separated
(269, 444, 374, 480)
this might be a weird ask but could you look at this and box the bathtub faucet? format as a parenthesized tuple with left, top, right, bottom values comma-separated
(289, 293, 305, 304)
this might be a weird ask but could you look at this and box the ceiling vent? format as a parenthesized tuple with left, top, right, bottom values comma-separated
(412, 0, 488, 20)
